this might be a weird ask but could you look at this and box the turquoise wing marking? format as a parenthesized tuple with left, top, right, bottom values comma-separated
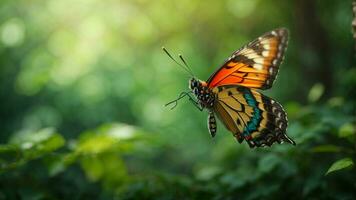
(242, 89, 262, 137)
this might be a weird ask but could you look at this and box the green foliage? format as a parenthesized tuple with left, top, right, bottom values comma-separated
(0, 0, 355, 199)
(326, 158, 354, 175)
(308, 83, 325, 103)
(0, 128, 65, 172)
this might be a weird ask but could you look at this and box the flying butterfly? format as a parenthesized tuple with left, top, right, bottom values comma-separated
(164, 28, 296, 148)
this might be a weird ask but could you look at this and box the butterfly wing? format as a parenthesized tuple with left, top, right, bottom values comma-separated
(207, 28, 288, 90)
(212, 85, 295, 148)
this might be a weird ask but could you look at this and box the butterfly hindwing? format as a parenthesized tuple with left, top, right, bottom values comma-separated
(207, 28, 288, 90)
(212, 85, 295, 148)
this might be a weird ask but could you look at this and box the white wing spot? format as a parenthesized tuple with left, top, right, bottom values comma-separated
(269, 67, 274, 74)
(253, 58, 264, 64)
(272, 59, 278, 65)
(263, 44, 271, 50)
(271, 31, 277, 36)
(254, 63, 263, 70)
(243, 48, 256, 56)
(277, 52, 282, 58)
(262, 51, 269, 57)
(278, 45, 283, 51)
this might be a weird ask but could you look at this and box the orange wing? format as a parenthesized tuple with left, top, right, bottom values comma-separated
(207, 28, 289, 89)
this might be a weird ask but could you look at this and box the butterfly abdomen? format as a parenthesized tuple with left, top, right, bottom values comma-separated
(208, 112, 217, 137)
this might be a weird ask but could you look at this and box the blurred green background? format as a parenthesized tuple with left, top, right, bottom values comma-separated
(0, 0, 355, 199)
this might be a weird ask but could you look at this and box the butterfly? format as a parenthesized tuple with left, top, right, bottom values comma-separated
(165, 28, 296, 148)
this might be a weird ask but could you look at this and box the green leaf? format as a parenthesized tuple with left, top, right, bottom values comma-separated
(311, 145, 342, 153)
(0, 129, 65, 172)
(22, 130, 65, 160)
(308, 83, 324, 103)
(325, 158, 354, 175)
(0, 144, 22, 171)
(338, 123, 355, 138)
(80, 153, 127, 183)
(75, 123, 143, 155)
(76, 134, 119, 154)
(195, 166, 222, 181)
(327, 96, 344, 107)
(36, 132, 65, 152)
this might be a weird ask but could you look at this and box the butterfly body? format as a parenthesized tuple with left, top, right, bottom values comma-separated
(189, 78, 215, 109)
(168, 28, 296, 148)
(189, 78, 218, 137)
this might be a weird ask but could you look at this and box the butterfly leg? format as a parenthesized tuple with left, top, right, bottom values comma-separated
(165, 91, 203, 111)
(187, 96, 203, 111)
(207, 112, 217, 137)
(165, 91, 193, 110)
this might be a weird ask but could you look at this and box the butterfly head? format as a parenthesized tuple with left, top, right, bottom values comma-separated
(189, 77, 199, 90)
(189, 78, 214, 108)
(189, 78, 206, 92)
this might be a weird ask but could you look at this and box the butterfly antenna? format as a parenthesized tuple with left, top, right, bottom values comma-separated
(162, 47, 193, 76)
(179, 54, 194, 76)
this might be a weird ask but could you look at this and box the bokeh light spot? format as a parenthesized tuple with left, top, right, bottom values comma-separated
(1, 18, 25, 47)
(227, 0, 258, 18)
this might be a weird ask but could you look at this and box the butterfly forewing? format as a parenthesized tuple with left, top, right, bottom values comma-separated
(207, 28, 288, 90)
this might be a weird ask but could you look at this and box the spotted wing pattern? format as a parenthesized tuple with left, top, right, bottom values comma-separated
(212, 85, 295, 148)
(207, 28, 288, 90)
